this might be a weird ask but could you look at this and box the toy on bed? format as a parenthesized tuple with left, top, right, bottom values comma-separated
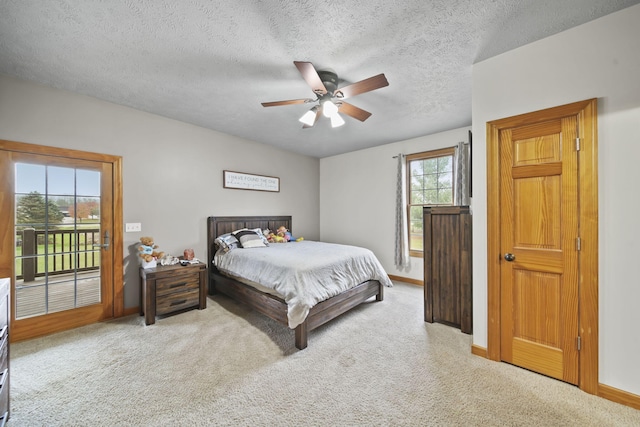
(138, 236, 165, 266)
(277, 226, 304, 242)
(263, 228, 285, 243)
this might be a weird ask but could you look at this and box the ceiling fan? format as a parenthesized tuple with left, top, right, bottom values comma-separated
(261, 61, 389, 128)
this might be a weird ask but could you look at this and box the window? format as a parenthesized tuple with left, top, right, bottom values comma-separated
(407, 147, 455, 255)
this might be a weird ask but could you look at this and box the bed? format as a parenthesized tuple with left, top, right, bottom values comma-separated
(206, 215, 392, 350)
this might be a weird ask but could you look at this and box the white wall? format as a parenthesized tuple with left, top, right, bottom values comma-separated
(472, 5, 640, 395)
(319, 127, 470, 282)
(0, 75, 320, 308)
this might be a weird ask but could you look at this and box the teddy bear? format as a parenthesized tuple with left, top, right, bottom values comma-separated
(138, 236, 165, 262)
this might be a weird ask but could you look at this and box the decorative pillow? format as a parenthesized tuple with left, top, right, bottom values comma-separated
(214, 233, 239, 252)
(233, 229, 267, 248)
(251, 228, 271, 246)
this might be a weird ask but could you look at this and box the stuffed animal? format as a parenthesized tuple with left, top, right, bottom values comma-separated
(266, 229, 286, 243)
(138, 236, 165, 262)
(276, 226, 304, 242)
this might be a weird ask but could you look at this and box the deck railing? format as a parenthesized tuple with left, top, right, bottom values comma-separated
(17, 228, 101, 282)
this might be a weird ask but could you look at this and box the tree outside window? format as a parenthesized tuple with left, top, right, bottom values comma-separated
(15, 191, 65, 229)
(407, 147, 454, 255)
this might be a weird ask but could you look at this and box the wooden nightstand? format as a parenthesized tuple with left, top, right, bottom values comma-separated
(140, 263, 207, 325)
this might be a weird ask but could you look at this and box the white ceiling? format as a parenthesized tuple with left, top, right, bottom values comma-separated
(1, 0, 638, 158)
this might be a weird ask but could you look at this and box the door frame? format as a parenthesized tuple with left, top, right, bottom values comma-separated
(486, 99, 598, 394)
(0, 139, 124, 337)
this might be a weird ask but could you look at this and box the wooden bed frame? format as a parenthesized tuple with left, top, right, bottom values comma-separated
(206, 215, 384, 350)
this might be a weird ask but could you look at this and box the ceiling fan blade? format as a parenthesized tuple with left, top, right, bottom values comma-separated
(294, 61, 328, 95)
(334, 74, 389, 99)
(261, 98, 313, 107)
(338, 102, 372, 122)
(302, 108, 322, 129)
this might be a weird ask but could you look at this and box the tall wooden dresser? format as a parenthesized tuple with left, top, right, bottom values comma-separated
(0, 277, 10, 424)
(423, 206, 472, 333)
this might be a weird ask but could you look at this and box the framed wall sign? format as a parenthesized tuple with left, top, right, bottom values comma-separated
(223, 170, 280, 192)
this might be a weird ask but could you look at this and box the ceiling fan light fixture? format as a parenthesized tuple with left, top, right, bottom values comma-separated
(322, 100, 338, 118)
(299, 107, 318, 126)
(330, 113, 345, 128)
(263, 61, 389, 129)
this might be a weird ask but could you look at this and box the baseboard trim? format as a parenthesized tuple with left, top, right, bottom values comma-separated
(598, 383, 640, 410)
(468, 344, 639, 410)
(388, 275, 423, 286)
(471, 344, 488, 358)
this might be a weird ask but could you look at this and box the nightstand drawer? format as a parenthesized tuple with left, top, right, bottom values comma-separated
(156, 272, 200, 297)
(156, 289, 199, 315)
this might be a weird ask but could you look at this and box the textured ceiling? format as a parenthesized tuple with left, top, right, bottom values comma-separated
(1, 0, 638, 158)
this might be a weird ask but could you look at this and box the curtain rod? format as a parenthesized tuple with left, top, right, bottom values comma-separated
(391, 142, 469, 158)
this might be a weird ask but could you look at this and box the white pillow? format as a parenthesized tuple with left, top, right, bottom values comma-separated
(233, 229, 267, 248)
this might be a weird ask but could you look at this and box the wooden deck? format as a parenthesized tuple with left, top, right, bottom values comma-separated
(14, 271, 101, 319)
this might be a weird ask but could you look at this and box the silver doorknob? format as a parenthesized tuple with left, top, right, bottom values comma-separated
(504, 253, 515, 262)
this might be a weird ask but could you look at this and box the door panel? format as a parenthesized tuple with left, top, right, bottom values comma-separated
(487, 99, 599, 394)
(499, 117, 579, 384)
(0, 141, 122, 342)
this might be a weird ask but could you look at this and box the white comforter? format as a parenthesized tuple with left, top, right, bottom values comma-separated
(214, 241, 393, 328)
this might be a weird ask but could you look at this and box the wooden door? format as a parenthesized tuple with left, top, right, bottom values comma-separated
(0, 140, 123, 341)
(499, 118, 579, 383)
(486, 99, 599, 393)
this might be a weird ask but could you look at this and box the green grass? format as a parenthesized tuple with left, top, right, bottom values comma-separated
(410, 233, 423, 251)
(15, 229, 100, 277)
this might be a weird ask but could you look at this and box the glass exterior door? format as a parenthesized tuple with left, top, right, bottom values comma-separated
(14, 162, 103, 319)
(0, 144, 117, 342)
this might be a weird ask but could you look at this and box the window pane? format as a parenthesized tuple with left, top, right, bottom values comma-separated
(438, 173, 452, 188)
(406, 150, 454, 253)
(438, 189, 452, 204)
(437, 156, 452, 172)
(424, 189, 437, 204)
(77, 169, 100, 197)
(74, 197, 101, 225)
(15, 163, 45, 194)
(409, 206, 423, 251)
(424, 173, 438, 190)
(48, 166, 75, 196)
(410, 160, 424, 175)
(409, 205, 423, 222)
(410, 190, 423, 204)
(423, 159, 437, 175)
(410, 175, 424, 191)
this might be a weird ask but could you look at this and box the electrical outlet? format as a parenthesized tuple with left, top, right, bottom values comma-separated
(125, 223, 142, 232)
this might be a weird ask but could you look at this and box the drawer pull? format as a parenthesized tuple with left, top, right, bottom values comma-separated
(0, 326, 6, 342)
(169, 282, 186, 289)
(170, 300, 187, 307)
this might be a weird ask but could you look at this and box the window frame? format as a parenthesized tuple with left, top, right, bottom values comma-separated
(406, 147, 456, 257)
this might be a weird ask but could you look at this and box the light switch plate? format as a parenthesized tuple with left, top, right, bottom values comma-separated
(125, 223, 142, 232)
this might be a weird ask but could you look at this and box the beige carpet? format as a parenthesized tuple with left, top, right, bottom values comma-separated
(9, 281, 640, 426)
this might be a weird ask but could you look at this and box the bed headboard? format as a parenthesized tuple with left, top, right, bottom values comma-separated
(206, 215, 292, 273)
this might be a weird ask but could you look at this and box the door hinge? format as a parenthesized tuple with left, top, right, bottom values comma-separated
(576, 137, 581, 151)
(576, 237, 581, 251)
(577, 336, 581, 351)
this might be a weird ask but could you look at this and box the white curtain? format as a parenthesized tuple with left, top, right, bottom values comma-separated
(394, 153, 410, 268)
(453, 142, 470, 206)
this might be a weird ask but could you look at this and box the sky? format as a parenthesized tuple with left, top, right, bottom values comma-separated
(15, 163, 100, 197)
